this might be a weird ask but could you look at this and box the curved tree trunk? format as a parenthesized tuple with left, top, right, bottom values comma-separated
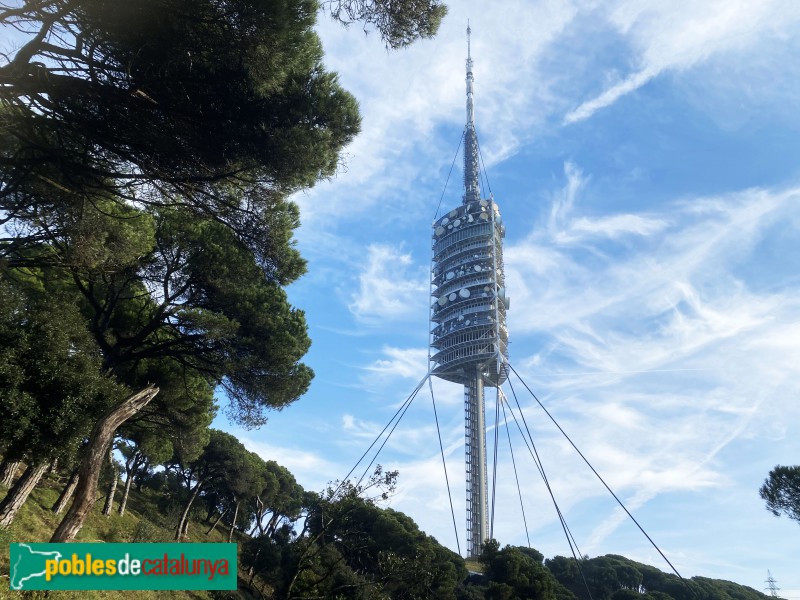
(52, 468, 80, 515)
(0, 462, 48, 528)
(266, 511, 281, 538)
(50, 385, 159, 543)
(228, 498, 240, 543)
(248, 547, 262, 583)
(118, 452, 144, 517)
(251, 496, 265, 537)
(117, 466, 136, 517)
(0, 460, 21, 487)
(175, 479, 204, 541)
(206, 506, 228, 535)
(102, 450, 118, 517)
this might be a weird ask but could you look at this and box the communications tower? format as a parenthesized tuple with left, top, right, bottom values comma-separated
(429, 25, 510, 558)
(765, 571, 780, 598)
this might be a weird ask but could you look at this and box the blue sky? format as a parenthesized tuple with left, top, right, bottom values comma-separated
(229, 0, 800, 594)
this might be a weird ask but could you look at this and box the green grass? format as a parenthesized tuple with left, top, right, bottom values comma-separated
(0, 476, 248, 600)
(464, 558, 484, 574)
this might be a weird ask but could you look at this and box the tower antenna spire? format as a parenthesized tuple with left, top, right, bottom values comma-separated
(464, 22, 480, 204)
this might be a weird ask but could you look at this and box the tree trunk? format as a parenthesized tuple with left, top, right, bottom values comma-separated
(102, 450, 118, 517)
(206, 506, 228, 535)
(266, 511, 281, 538)
(50, 385, 159, 543)
(175, 479, 204, 541)
(251, 496, 265, 537)
(248, 547, 262, 582)
(181, 516, 190, 539)
(118, 461, 138, 517)
(0, 460, 21, 487)
(0, 462, 48, 528)
(228, 499, 240, 543)
(52, 468, 80, 515)
(118, 451, 143, 517)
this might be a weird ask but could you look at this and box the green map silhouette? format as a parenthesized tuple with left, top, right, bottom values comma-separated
(10, 543, 63, 590)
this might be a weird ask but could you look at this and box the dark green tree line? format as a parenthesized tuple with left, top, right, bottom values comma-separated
(544, 554, 774, 600)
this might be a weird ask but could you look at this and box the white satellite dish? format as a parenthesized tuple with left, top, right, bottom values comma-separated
(442, 217, 449, 225)
(448, 293, 457, 302)
(446, 271, 454, 280)
(459, 289, 470, 299)
(480, 199, 489, 207)
(467, 214, 474, 222)
(474, 265, 481, 272)
(435, 226, 445, 236)
(438, 296, 447, 306)
(480, 213, 489, 220)
(449, 209, 458, 218)
(454, 219, 461, 227)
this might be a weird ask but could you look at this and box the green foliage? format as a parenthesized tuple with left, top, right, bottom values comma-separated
(0, 0, 449, 542)
(249, 460, 305, 538)
(323, 0, 448, 49)
(131, 518, 166, 543)
(246, 467, 466, 599)
(544, 554, 773, 600)
(152, 210, 314, 425)
(186, 430, 252, 485)
(0, 281, 128, 464)
(0, 461, 781, 600)
(1, 0, 352, 477)
(759, 465, 800, 524)
(1, 0, 361, 215)
(479, 539, 558, 600)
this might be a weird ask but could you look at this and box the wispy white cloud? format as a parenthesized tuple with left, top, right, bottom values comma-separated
(348, 244, 428, 323)
(363, 346, 428, 379)
(240, 437, 342, 492)
(297, 1, 583, 227)
(569, 213, 668, 239)
(493, 165, 800, 551)
(545, 163, 669, 243)
(565, 0, 800, 123)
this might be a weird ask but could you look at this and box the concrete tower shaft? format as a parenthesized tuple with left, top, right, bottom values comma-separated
(429, 25, 509, 558)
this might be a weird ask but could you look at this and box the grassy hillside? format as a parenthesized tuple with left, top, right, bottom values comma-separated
(0, 475, 777, 600)
(0, 474, 243, 600)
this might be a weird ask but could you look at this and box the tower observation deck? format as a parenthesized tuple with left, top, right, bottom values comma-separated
(429, 25, 509, 558)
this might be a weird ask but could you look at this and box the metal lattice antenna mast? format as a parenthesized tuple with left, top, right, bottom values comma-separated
(464, 23, 481, 205)
(765, 571, 780, 598)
